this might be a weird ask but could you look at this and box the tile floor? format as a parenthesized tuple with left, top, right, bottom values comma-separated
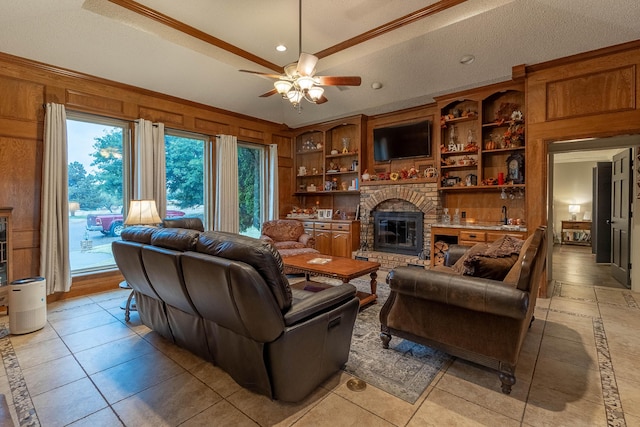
(0, 245, 638, 426)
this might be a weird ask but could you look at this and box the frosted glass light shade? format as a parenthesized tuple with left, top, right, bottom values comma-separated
(274, 80, 293, 94)
(308, 86, 324, 101)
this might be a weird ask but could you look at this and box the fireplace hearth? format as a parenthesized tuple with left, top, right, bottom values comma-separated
(373, 211, 423, 256)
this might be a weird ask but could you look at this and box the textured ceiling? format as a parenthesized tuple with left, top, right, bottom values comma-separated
(0, 0, 639, 127)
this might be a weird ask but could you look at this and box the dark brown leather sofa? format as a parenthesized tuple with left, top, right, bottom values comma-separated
(380, 226, 547, 394)
(113, 226, 359, 402)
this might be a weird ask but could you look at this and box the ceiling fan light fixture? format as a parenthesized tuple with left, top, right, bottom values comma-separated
(308, 86, 324, 102)
(274, 80, 293, 94)
(287, 89, 303, 105)
(297, 76, 315, 91)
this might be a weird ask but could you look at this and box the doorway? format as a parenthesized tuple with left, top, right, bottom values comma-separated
(548, 135, 639, 290)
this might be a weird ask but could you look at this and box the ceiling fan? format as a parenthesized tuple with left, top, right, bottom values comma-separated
(239, 0, 362, 110)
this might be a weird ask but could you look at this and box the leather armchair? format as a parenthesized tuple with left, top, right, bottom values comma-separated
(380, 226, 547, 394)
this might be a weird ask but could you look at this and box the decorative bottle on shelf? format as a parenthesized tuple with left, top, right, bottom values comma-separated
(342, 137, 350, 153)
(442, 208, 451, 224)
(453, 208, 460, 225)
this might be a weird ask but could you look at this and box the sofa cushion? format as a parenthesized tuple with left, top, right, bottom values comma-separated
(121, 226, 157, 244)
(196, 231, 293, 311)
(150, 228, 200, 252)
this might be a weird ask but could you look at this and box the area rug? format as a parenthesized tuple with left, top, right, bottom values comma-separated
(290, 275, 452, 404)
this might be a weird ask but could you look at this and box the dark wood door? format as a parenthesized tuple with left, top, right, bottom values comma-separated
(610, 149, 632, 287)
(593, 162, 612, 263)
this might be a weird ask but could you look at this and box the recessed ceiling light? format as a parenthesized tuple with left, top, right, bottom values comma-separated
(459, 54, 475, 65)
(276, 45, 287, 52)
(371, 82, 383, 90)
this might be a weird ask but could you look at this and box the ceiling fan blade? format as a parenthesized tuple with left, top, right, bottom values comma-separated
(315, 95, 328, 104)
(239, 69, 283, 79)
(315, 76, 362, 86)
(297, 53, 318, 77)
(259, 88, 278, 98)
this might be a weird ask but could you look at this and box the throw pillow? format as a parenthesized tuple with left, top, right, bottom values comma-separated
(461, 235, 525, 279)
(451, 242, 490, 275)
(465, 253, 519, 280)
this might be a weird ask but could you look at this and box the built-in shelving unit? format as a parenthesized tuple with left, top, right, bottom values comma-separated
(434, 82, 527, 224)
(293, 115, 366, 218)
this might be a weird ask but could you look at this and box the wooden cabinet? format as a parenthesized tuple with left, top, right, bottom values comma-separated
(561, 221, 592, 246)
(430, 225, 526, 266)
(305, 220, 360, 257)
(293, 115, 366, 219)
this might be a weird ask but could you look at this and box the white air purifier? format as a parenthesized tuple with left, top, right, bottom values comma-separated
(9, 277, 47, 335)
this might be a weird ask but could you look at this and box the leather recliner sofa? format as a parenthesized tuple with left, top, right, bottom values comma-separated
(380, 226, 547, 394)
(112, 226, 359, 402)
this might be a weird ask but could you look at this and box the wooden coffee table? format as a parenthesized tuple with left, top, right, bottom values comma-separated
(283, 253, 381, 307)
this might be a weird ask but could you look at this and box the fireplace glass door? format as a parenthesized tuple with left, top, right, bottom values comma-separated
(373, 211, 423, 255)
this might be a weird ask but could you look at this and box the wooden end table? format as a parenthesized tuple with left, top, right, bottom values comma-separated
(283, 253, 380, 307)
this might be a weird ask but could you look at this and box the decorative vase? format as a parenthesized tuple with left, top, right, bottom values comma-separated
(342, 137, 350, 153)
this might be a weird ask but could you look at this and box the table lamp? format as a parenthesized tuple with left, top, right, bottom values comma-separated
(124, 199, 161, 226)
(568, 204, 580, 221)
(120, 199, 161, 321)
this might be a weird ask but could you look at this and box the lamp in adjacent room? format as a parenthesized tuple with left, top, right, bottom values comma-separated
(568, 204, 581, 221)
(120, 199, 161, 322)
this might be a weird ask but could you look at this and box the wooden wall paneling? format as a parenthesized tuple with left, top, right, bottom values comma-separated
(525, 44, 640, 297)
(138, 106, 185, 127)
(238, 127, 264, 142)
(444, 191, 524, 224)
(12, 248, 38, 281)
(194, 117, 231, 135)
(66, 89, 124, 115)
(546, 66, 635, 121)
(0, 137, 41, 230)
(0, 76, 44, 121)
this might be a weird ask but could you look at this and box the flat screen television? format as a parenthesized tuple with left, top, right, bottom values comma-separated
(373, 120, 431, 162)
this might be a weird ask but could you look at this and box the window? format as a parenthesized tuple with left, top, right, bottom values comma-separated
(66, 114, 130, 274)
(238, 143, 266, 238)
(164, 131, 210, 227)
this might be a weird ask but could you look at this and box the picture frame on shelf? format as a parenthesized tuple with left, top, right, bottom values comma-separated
(324, 209, 333, 219)
(506, 153, 524, 184)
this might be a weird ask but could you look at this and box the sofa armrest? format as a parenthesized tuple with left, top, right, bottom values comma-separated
(259, 235, 274, 244)
(284, 284, 357, 326)
(387, 267, 529, 320)
(298, 233, 315, 248)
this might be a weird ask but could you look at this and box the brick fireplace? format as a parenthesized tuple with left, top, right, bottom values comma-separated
(354, 181, 439, 270)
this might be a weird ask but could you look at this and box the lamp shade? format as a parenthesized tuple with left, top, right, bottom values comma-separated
(124, 200, 161, 225)
(274, 80, 293, 95)
(568, 204, 580, 213)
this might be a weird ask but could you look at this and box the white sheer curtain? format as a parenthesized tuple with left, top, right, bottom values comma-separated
(134, 119, 166, 218)
(268, 144, 279, 220)
(40, 103, 71, 294)
(215, 134, 239, 232)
